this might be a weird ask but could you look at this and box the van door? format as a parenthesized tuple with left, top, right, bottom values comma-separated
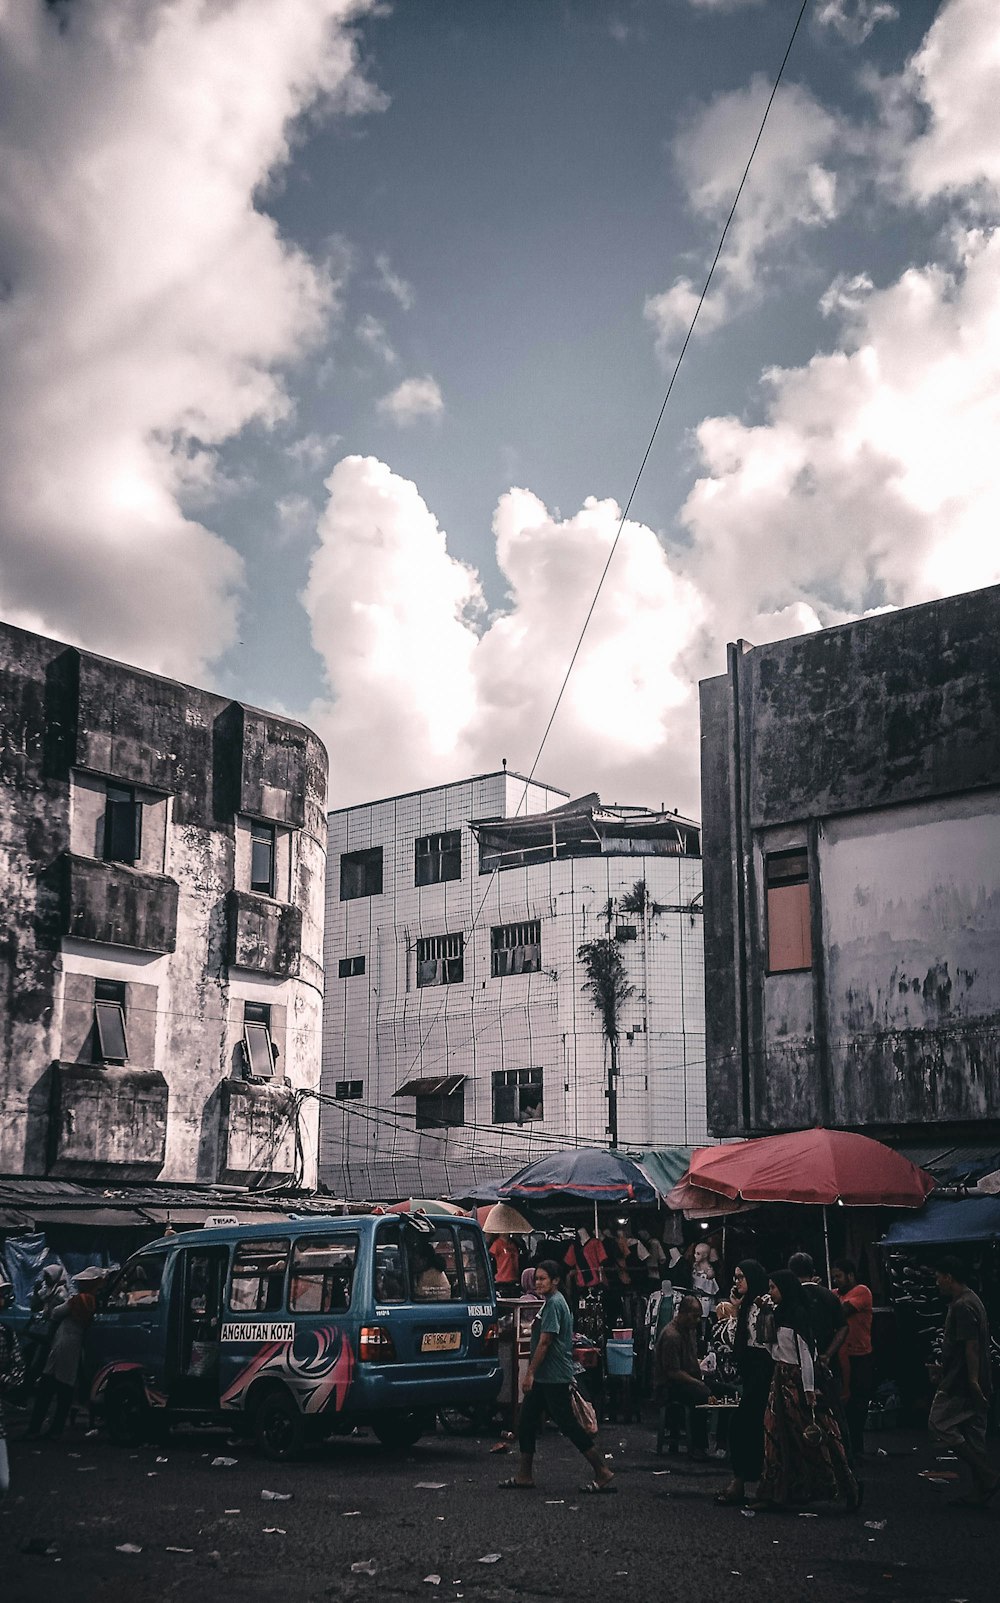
(168, 1244, 230, 1412)
(89, 1250, 170, 1405)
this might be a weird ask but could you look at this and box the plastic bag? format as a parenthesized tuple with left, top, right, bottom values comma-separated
(569, 1383, 598, 1438)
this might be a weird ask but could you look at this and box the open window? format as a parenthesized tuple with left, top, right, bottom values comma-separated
(94, 979, 128, 1064)
(228, 1238, 289, 1313)
(104, 783, 142, 866)
(394, 1074, 466, 1129)
(765, 848, 813, 973)
(250, 821, 276, 896)
(242, 1001, 277, 1078)
(492, 1067, 543, 1123)
(289, 1235, 358, 1313)
(490, 920, 541, 977)
(340, 847, 383, 900)
(416, 933, 464, 987)
(104, 1252, 168, 1310)
(415, 831, 461, 886)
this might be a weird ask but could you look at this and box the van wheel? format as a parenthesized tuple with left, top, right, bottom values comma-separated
(105, 1381, 149, 1447)
(253, 1389, 306, 1461)
(372, 1412, 424, 1450)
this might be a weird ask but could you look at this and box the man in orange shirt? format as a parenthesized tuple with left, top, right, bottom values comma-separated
(489, 1233, 521, 1297)
(832, 1258, 874, 1459)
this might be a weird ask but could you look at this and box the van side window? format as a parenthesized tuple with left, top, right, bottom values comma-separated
(457, 1229, 491, 1299)
(289, 1235, 358, 1313)
(105, 1253, 168, 1309)
(228, 1239, 289, 1313)
(408, 1226, 460, 1302)
(373, 1227, 406, 1303)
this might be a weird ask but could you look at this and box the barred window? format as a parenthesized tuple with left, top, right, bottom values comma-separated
(492, 1067, 543, 1123)
(416, 932, 464, 987)
(415, 831, 461, 886)
(490, 920, 541, 977)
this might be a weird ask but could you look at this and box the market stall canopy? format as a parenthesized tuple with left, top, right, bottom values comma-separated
(499, 1147, 657, 1206)
(450, 1178, 504, 1207)
(631, 1148, 693, 1199)
(664, 1178, 758, 1219)
(685, 1128, 935, 1208)
(385, 1198, 465, 1216)
(880, 1195, 1000, 1247)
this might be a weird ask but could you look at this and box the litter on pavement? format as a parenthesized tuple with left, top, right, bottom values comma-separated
(351, 1560, 378, 1575)
(424, 1578, 441, 1587)
(865, 1520, 887, 1530)
(478, 1554, 502, 1564)
(263, 1527, 286, 1535)
(262, 1490, 293, 1500)
(166, 1547, 194, 1554)
(415, 1481, 448, 1489)
(211, 1457, 238, 1467)
(115, 1544, 142, 1554)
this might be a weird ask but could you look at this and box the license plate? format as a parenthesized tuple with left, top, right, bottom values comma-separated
(421, 1331, 461, 1353)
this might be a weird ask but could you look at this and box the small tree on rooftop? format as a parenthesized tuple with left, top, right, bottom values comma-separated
(577, 937, 634, 1147)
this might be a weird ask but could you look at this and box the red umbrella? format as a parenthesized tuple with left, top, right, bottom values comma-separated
(686, 1128, 935, 1208)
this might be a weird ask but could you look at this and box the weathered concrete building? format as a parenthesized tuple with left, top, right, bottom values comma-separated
(321, 773, 706, 1198)
(699, 584, 1000, 1146)
(0, 622, 327, 1188)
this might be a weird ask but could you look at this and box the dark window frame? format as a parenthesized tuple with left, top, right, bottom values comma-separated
(94, 978, 128, 1064)
(288, 1233, 359, 1313)
(250, 820, 276, 897)
(492, 1066, 544, 1124)
(416, 932, 464, 987)
(490, 920, 541, 977)
(764, 848, 813, 975)
(334, 1080, 363, 1100)
(414, 830, 462, 887)
(414, 1084, 466, 1129)
(227, 1237, 290, 1314)
(337, 955, 366, 979)
(104, 782, 143, 867)
(340, 846, 383, 901)
(243, 1001, 276, 1078)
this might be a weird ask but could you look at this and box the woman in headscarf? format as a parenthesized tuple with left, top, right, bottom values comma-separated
(750, 1269, 860, 1512)
(0, 1274, 25, 1498)
(716, 1258, 774, 1506)
(26, 1274, 100, 1440)
(24, 1262, 69, 1387)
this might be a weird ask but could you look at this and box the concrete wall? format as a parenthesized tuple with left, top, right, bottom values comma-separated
(321, 773, 706, 1198)
(700, 583, 1000, 1138)
(0, 621, 327, 1184)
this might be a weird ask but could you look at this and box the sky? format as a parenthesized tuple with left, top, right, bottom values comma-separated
(2, 0, 999, 816)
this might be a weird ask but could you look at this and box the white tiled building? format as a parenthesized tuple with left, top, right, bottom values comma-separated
(320, 772, 706, 1199)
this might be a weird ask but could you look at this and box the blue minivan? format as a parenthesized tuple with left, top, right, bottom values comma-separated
(85, 1213, 501, 1458)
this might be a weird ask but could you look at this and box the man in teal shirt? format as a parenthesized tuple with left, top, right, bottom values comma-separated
(499, 1260, 615, 1493)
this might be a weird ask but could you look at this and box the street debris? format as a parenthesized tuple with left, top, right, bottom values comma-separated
(21, 1539, 58, 1557)
(351, 1560, 378, 1575)
(797, 1512, 817, 1518)
(263, 1527, 286, 1535)
(211, 1456, 238, 1467)
(864, 1520, 887, 1530)
(415, 1481, 448, 1489)
(166, 1547, 194, 1554)
(423, 1579, 442, 1587)
(262, 1490, 293, 1501)
(918, 1470, 958, 1482)
(115, 1543, 142, 1554)
(156, 1456, 169, 1463)
(478, 1554, 502, 1564)
(343, 1510, 362, 1517)
(740, 1509, 755, 1518)
(545, 1500, 565, 1505)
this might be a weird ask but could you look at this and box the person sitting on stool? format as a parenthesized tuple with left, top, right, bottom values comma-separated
(654, 1293, 719, 1459)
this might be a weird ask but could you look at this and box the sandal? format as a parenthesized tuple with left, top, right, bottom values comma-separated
(579, 1478, 617, 1494)
(498, 1476, 535, 1490)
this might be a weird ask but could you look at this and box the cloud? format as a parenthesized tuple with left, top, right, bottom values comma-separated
(275, 492, 317, 545)
(285, 431, 344, 471)
(0, 0, 382, 678)
(375, 251, 415, 311)
(645, 78, 841, 354)
(303, 456, 707, 808)
(377, 375, 445, 426)
(815, 1, 898, 43)
(899, 0, 1000, 205)
(355, 312, 397, 364)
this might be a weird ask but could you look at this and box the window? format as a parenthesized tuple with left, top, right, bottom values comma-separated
(338, 955, 365, 979)
(492, 1067, 543, 1123)
(615, 924, 638, 942)
(104, 783, 142, 866)
(334, 1080, 363, 1100)
(490, 920, 541, 977)
(416, 933, 464, 987)
(94, 979, 128, 1064)
(373, 1227, 406, 1303)
(457, 1228, 491, 1300)
(408, 1225, 461, 1302)
(765, 849, 813, 973)
(228, 1238, 289, 1312)
(415, 830, 462, 886)
(340, 847, 383, 900)
(250, 821, 276, 896)
(243, 1001, 276, 1078)
(105, 1252, 168, 1310)
(415, 1083, 465, 1129)
(289, 1234, 358, 1313)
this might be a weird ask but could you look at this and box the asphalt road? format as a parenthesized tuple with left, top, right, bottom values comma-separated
(2, 1411, 999, 1603)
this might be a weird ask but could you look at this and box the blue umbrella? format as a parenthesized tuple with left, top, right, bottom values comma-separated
(498, 1148, 657, 1206)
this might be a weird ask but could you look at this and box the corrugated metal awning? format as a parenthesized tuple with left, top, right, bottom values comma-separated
(896, 1142, 1000, 1183)
(393, 1075, 466, 1098)
(29, 1208, 153, 1229)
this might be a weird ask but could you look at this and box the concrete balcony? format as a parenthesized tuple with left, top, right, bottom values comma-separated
(218, 1077, 296, 1183)
(48, 1062, 168, 1179)
(225, 889, 301, 977)
(60, 852, 178, 953)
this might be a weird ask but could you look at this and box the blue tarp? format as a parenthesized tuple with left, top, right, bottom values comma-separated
(881, 1195, 1000, 1247)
